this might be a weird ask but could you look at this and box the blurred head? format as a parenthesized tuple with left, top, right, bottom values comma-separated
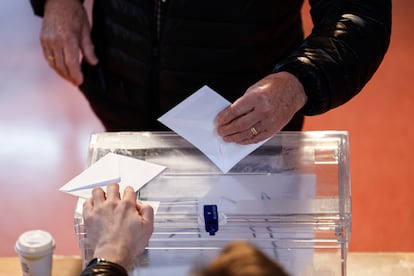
(192, 240, 289, 276)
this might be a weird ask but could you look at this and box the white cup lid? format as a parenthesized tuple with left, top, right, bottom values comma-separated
(15, 230, 55, 256)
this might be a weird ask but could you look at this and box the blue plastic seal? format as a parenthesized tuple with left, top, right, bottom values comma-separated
(203, 205, 219, 236)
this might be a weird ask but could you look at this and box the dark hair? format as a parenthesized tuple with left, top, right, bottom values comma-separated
(191, 241, 289, 276)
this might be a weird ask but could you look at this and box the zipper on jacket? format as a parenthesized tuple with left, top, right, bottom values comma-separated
(150, 0, 167, 127)
(155, 0, 166, 41)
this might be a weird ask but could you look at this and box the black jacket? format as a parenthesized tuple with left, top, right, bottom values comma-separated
(31, 0, 391, 131)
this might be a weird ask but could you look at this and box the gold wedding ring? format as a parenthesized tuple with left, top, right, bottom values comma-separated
(47, 55, 55, 62)
(250, 127, 258, 136)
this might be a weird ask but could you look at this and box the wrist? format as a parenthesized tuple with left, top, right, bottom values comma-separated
(84, 258, 128, 275)
(93, 245, 131, 269)
(279, 71, 308, 111)
(45, 0, 81, 4)
(44, 0, 82, 11)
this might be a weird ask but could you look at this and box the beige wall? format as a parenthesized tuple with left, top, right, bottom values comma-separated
(302, 1, 414, 251)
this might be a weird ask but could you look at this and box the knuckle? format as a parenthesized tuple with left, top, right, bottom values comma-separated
(253, 92, 269, 106)
(230, 104, 244, 117)
(65, 59, 78, 69)
(43, 34, 60, 44)
(105, 198, 117, 207)
(121, 198, 135, 210)
(257, 105, 272, 120)
(232, 121, 242, 129)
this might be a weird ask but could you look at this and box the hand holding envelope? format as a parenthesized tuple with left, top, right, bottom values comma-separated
(59, 153, 165, 199)
(60, 85, 271, 200)
(158, 85, 270, 173)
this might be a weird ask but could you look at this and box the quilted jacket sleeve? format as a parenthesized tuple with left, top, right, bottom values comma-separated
(274, 0, 392, 115)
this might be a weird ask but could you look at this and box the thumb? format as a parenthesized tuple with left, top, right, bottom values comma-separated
(138, 203, 155, 224)
(80, 23, 98, 65)
(82, 197, 94, 219)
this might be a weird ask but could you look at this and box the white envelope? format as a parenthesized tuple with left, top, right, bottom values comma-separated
(60, 152, 166, 199)
(158, 85, 270, 173)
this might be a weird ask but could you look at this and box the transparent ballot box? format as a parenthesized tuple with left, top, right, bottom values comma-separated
(74, 131, 351, 275)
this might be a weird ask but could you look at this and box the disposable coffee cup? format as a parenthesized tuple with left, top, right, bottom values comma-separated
(15, 230, 56, 276)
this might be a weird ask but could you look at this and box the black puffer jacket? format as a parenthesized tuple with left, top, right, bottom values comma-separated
(31, 0, 391, 131)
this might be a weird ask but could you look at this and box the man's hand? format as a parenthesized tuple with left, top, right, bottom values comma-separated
(41, 0, 98, 85)
(216, 72, 307, 144)
(83, 183, 154, 269)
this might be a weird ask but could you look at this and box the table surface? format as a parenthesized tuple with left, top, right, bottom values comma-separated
(1, 253, 413, 276)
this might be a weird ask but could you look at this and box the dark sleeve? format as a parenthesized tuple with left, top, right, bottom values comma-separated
(273, 0, 392, 115)
(81, 261, 129, 276)
(29, 0, 84, 17)
(30, 0, 47, 17)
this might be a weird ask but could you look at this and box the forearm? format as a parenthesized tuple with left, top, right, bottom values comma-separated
(274, 0, 392, 115)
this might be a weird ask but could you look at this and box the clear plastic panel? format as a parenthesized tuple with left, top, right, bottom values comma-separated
(74, 131, 351, 275)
